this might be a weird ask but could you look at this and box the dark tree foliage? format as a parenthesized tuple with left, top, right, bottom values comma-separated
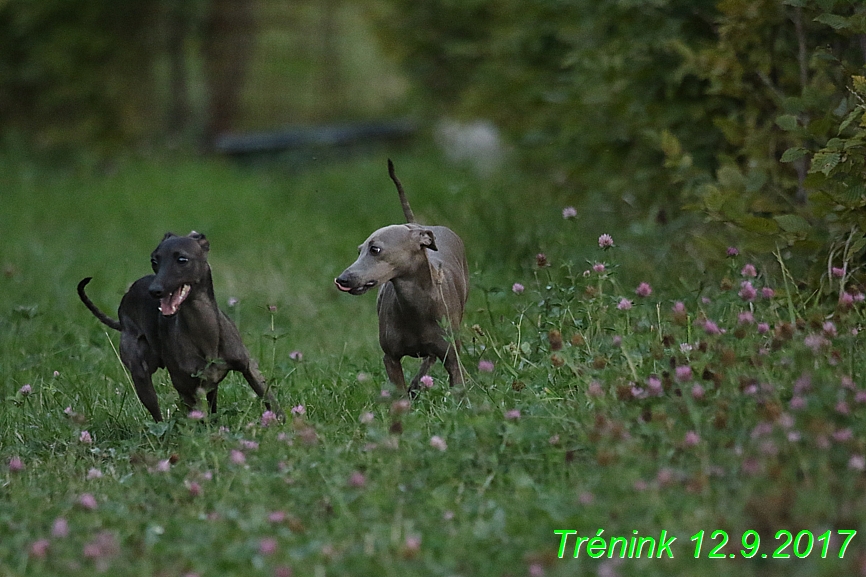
(668, 1, 866, 257)
(202, 0, 255, 145)
(374, 0, 726, 206)
(374, 0, 866, 280)
(0, 0, 253, 153)
(0, 0, 158, 151)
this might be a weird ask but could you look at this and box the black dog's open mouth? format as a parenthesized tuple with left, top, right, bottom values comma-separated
(158, 284, 191, 316)
(334, 279, 377, 296)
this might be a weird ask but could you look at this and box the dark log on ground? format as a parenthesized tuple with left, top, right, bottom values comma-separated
(213, 119, 417, 157)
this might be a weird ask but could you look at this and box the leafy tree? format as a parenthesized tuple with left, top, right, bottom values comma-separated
(373, 0, 866, 283)
(0, 0, 158, 151)
(666, 0, 866, 278)
(373, 0, 727, 210)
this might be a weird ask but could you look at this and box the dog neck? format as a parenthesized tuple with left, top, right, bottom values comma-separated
(389, 257, 441, 317)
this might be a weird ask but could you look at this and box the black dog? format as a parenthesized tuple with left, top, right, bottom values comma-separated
(78, 231, 282, 422)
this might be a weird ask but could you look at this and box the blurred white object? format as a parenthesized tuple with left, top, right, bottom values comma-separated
(435, 119, 504, 178)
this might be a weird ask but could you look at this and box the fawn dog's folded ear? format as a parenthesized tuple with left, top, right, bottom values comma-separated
(416, 228, 438, 251)
(188, 231, 210, 252)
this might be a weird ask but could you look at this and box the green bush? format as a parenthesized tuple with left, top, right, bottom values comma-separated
(374, 0, 866, 284)
(374, 0, 725, 214)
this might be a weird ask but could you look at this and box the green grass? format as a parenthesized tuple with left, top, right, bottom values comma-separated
(1, 148, 865, 577)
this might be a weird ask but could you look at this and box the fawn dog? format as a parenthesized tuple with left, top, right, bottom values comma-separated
(335, 161, 469, 394)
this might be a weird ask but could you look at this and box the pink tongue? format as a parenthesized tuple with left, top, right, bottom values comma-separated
(158, 284, 191, 316)
(160, 295, 178, 316)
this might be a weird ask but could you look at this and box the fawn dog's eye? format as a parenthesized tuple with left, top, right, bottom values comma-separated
(370, 246, 381, 255)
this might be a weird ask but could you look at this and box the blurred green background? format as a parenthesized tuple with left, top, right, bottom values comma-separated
(2, 0, 865, 282)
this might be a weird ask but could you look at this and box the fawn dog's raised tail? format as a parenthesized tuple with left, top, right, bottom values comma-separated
(77, 277, 122, 331)
(388, 158, 416, 224)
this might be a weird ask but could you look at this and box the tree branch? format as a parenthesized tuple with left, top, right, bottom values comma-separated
(793, 7, 808, 89)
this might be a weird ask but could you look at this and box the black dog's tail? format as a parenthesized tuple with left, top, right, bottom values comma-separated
(388, 158, 416, 224)
(77, 278, 122, 331)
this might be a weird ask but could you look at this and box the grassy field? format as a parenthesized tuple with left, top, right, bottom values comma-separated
(1, 147, 865, 577)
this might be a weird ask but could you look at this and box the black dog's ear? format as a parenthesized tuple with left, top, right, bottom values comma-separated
(417, 228, 438, 251)
(188, 230, 210, 252)
(162, 232, 177, 241)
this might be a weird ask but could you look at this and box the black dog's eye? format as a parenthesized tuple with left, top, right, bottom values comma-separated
(370, 246, 381, 255)
(151, 258, 159, 270)
(177, 256, 189, 264)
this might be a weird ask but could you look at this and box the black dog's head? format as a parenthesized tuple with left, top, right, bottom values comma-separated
(148, 231, 211, 316)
